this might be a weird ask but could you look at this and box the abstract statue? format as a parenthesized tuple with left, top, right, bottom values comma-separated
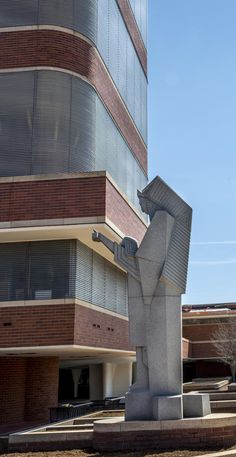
(92, 176, 211, 420)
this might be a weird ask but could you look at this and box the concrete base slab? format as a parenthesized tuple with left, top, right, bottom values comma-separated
(183, 393, 211, 417)
(153, 395, 183, 420)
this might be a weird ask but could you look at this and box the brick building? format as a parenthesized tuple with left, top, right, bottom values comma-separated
(0, 0, 148, 426)
(183, 303, 236, 381)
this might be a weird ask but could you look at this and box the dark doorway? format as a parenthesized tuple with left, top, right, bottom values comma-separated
(58, 367, 90, 401)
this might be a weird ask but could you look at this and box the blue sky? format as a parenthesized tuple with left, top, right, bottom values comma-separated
(148, 0, 236, 304)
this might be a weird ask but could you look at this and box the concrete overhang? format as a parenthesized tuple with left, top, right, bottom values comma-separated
(0, 344, 135, 365)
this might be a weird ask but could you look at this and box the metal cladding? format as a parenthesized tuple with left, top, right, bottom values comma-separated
(129, 0, 148, 46)
(0, 0, 147, 142)
(138, 176, 192, 293)
(0, 240, 128, 315)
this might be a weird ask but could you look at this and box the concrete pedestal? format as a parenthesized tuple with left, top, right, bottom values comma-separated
(153, 395, 183, 420)
(183, 393, 211, 418)
(125, 389, 152, 421)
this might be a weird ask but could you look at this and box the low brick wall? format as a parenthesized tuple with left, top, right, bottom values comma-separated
(94, 428, 236, 451)
(93, 416, 236, 451)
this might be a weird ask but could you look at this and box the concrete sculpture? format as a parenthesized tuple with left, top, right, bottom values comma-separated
(92, 176, 210, 420)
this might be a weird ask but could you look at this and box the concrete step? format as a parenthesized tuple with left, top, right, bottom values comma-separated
(211, 399, 236, 410)
(46, 424, 93, 431)
(73, 415, 123, 425)
(210, 392, 236, 401)
(73, 417, 100, 425)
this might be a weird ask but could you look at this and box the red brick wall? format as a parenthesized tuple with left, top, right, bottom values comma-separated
(183, 321, 230, 358)
(25, 357, 59, 422)
(117, 0, 147, 75)
(0, 303, 132, 352)
(0, 176, 106, 222)
(0, 304, 75, 347)
(0, 357, 59, 425)
(0, 175, 147, 243)
(74, 305, 132, 352)
(106, 179, 146, 244)
(183, 323, 219, 341)
(0, 358, 26, 424)
(0, 30, 147, 173)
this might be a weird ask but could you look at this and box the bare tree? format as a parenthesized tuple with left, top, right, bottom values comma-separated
(211, 318, 236, 382)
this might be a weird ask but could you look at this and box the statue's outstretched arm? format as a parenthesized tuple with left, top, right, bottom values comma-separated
(92, 231, 140, 280)
(92, 230, 115, 254)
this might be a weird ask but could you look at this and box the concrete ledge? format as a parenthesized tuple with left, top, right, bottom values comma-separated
(8, 430, 93, 452)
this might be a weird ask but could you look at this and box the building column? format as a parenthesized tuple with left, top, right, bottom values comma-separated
(72, 368, 82, 399)
(103, 363, 115, 398)
(89, 364, 103, 400)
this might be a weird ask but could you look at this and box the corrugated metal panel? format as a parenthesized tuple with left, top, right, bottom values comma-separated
(70, 77, 96, 172)
(75, 241, 93, 303)
(39, 0, 98, 44)
(128, 0, 147, 47)
(0, 0, 38, 27)
(29, 240, 73, 300)
(117, 271, 128, 315)
(32, 71, 71, 174)
(92, 251, 105, 307)
(98, 0, 147, 142)
(97, 0, 109, 66)
(108, 0, 119, 86)
(0, 240, 74, 301)
(0, 243, 27, 301)
(75, 240, 128, 316)
(0, 72, 34, 176)
(105, 262, 117, 312)
(38, 0, 74, 30)
(117, 9, 127, 102)
(74, 0, 98, 44)
(0, 0, 97, 44)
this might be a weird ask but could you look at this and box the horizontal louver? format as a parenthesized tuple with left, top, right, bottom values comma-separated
(76, 240, 128, 316)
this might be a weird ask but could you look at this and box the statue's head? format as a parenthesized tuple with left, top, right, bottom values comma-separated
(121, 237, 138, 257)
